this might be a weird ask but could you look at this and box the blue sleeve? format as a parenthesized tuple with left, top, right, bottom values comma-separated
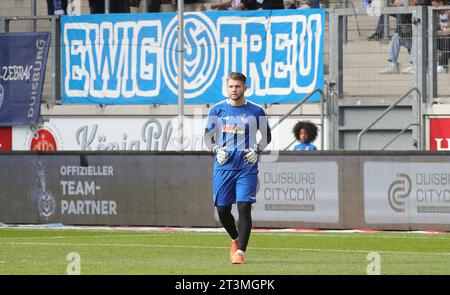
(205, 107, 217, 134)
(257, 108, 272, 147)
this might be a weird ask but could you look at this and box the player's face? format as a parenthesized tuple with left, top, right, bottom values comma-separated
(227, 79, 246, 102)
(299, 129, 309, 143)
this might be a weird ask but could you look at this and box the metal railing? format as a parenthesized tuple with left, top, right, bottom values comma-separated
(357, 87, 421, 150)
(270, 88, 325, 150)
(381, 123, 419, 150)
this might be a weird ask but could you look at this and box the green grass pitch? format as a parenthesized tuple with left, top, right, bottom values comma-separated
(0, 228, 449, 275)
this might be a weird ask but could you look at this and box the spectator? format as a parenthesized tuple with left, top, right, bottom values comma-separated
(258, 0, 285, 9)
(204, 0, 249, 10)
(292, 121, 318, 151)
(434, 0, 450, 73)
(366, 0, 403, 41)
(169, 0, 203, 11)
(137, 0, 162, 12)
(206, 0, 284, 10)
(46, 0, 68, 15)
(288, 0, 323, 8)
(202, 0, 259, 10)
(379, 0, 416, 74)
(367, 15, 388, 41)
(310, 0, 320, 8)
(88, 0, 130, 14)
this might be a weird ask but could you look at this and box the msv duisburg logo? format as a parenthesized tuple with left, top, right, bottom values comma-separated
(162, 13, 219, 99)
(387, 173, 411, 213)
(29, 160, 56, 220)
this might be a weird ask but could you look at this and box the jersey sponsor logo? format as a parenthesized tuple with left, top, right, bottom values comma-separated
(222, 124, 245, 134)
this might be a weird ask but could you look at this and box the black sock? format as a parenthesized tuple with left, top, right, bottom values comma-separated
(217, 205, 238, 240)
(237, 202, 252, 252)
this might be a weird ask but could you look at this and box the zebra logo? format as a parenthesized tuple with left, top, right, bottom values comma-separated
(161, 13, 219, 99)
(387, 173, 411, 213)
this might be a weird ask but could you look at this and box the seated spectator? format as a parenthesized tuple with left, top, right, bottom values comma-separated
(434, 0, 450, 73)
(380, 0, 449, 74)
(292, 121, 318, 151)
(88, 0, 130, 13)
(366, 0, 403, 41)
(380, 0, 416, 74)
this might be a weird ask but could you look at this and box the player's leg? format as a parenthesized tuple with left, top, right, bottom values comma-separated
(236, 201, 252, 253)
(213, 170, 240, 261)
(213, 170, 239, 252)
(216, 204, 239, 260)
(216, 205, 238, 241)
(232, 171, 257, 264)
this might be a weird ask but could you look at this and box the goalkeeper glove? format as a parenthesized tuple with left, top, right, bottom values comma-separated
(243, 144, 261, 165)
(212, 145, 228, 165)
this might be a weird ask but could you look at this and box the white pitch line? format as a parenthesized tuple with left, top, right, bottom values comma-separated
(0, 233, 172, 240)
(0, 232, 449, 241)
(2, 226, 449, 236)
(1, 241, 449, 256)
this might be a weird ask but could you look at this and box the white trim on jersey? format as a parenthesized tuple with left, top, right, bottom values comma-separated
(210, 99, 228, 109)
(246, 99, 265, 111)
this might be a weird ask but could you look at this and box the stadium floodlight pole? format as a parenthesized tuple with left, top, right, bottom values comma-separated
(177, 0, 185, 151)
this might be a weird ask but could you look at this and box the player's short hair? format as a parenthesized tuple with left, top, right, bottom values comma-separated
(227, 72, 246, 84)
(292, 120, 318, 142)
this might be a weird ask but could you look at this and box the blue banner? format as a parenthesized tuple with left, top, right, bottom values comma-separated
(0, 32, 50, 126)
(61, 9, 324, 105)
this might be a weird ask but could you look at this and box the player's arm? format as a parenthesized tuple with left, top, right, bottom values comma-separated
(257, 114, 272, 151)
(244, 111, 272, 165)
(204, 108, 217, 151)
(204, 128, 216, 151)
(204, 111, 228, 165)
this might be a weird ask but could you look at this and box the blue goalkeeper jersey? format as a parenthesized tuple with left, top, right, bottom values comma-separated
(205, 99, 270, 172)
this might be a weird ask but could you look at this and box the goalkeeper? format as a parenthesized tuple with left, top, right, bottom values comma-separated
(204, 72, 272, 265)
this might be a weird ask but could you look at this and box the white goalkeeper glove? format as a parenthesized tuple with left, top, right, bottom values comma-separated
(212, 145, 228, 165)
(244, 145, 261, 165)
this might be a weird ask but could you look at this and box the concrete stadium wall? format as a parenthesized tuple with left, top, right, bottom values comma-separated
(1, 151, 450, 231)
